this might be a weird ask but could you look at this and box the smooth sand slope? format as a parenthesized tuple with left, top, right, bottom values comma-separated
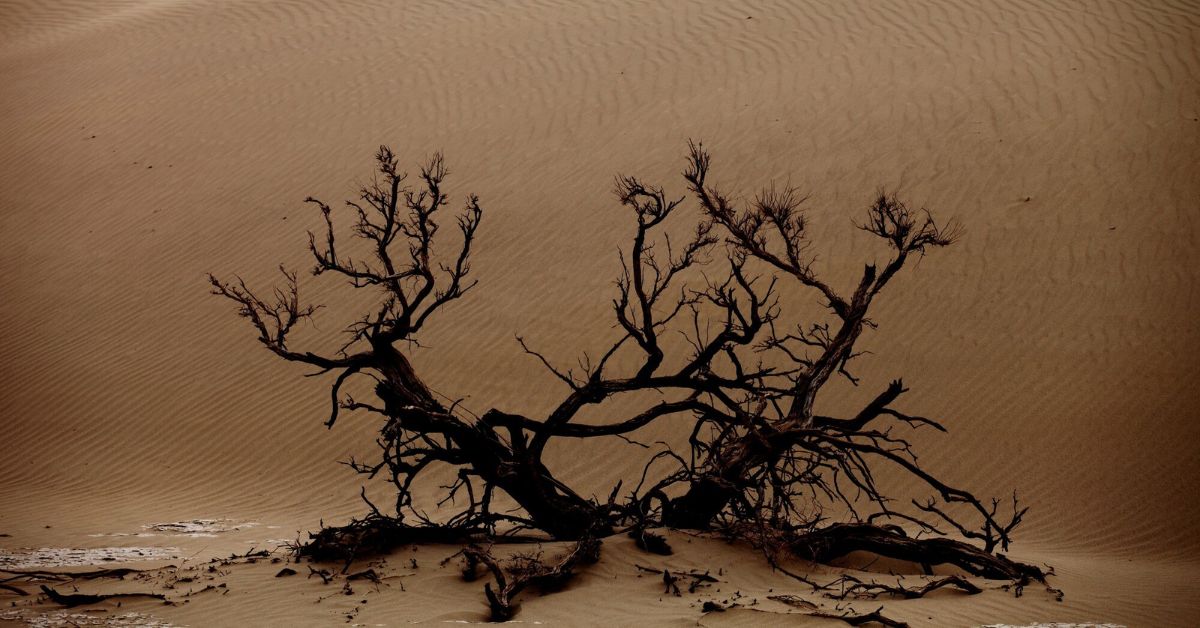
(1, 0, 1198, 625)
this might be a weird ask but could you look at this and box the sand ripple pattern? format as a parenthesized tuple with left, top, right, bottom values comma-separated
(1, 0, 1198, 622)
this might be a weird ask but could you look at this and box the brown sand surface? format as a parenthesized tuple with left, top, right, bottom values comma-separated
(1, 0, 1198, 625)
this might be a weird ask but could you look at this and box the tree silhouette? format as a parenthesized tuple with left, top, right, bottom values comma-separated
(210, 143, 1052, 621)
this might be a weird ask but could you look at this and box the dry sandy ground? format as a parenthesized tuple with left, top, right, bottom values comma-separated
(1, 0, 1198, 625)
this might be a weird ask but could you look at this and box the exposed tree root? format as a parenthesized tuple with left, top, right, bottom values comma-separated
(789, 523, 1045, 582)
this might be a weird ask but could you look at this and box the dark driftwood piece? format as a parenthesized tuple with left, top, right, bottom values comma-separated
(212, 143, 1051, 620)
(2, 565, 176, 599)
(1, 583, 28, 595)
(298, 514, 485, 565)
(39, 585, 170, 607)
(790, 523, 1043, 582)
(2, 566, 171, 582)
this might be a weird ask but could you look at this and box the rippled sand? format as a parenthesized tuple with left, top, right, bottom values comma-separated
(1, 0, 1198, 625)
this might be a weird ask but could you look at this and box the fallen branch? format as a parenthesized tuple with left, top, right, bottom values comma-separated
(768, 595, 816, 609)
(307, 566, 334, 584)
(298, 515, 486, 567)
(828, 574, 981, 600)
(634, 564, 718, 595)
(767, 594, 817, 610)
(463, 537, 601, 621)
(629, 528, 672, 555)
(40, 585, 170, 607)
(2, 566, 171, 582)
(346, 568, 382, 584)
(808, 606, 908, 627)
(1, 582, 29, 595)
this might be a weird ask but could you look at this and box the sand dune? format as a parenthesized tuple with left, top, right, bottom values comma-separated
(2, 0, 1199, 625)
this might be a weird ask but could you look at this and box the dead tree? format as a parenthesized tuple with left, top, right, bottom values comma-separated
(211, 142, 1050, 619)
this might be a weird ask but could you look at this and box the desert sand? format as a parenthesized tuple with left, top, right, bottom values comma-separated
(1, 0, 1199, 625)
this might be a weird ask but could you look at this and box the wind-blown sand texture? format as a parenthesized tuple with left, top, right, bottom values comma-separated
(1, 0, 1198, 625)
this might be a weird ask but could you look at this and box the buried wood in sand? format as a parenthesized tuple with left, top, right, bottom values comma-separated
(38, 585, 171, 608)
(203, 142, 1059, 621)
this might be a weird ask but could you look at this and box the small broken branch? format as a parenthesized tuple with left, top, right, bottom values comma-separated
(463, 537, 601, 621)
(827, 574, 982, 600)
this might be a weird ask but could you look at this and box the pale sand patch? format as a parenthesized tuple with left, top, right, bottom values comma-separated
(0, 547, 179, 570)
